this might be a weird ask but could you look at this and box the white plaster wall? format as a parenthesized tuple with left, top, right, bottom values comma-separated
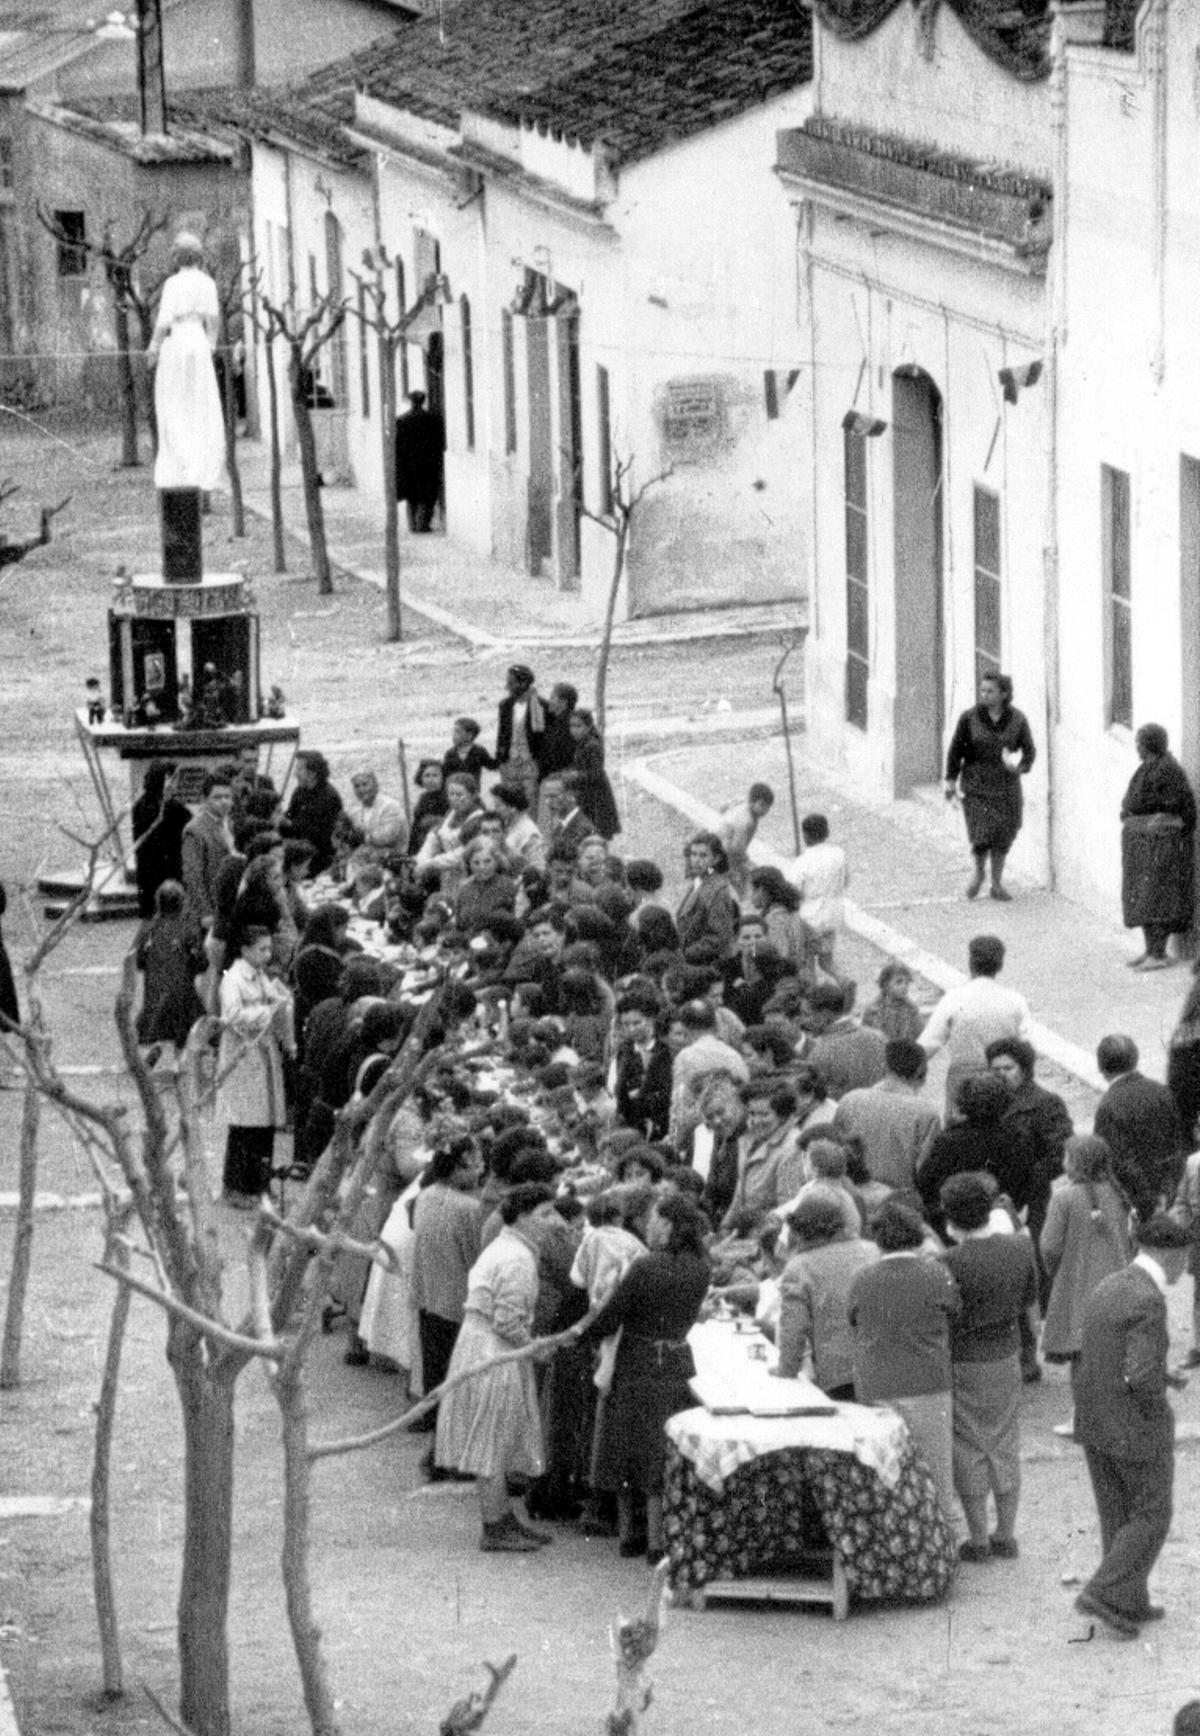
(814, 2, 1052, 178)
(800, 208, 1050, 880)
(597, 88, 815, 615)
(1052, 4, 1200, 920)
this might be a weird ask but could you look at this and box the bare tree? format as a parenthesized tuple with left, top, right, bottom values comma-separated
(37, 208, 170, 467)
(253, 286, 347, 596)
(0, 479, 71, 572)
(772, 635, 804, 855)
(215, 265, 247, 537)
(578, 451, 671, 737)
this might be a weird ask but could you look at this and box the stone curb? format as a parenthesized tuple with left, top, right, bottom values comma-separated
(623, 757, 1105, 1094)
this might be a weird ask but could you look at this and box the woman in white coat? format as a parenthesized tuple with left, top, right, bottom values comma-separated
(217, 927, 294, 1206)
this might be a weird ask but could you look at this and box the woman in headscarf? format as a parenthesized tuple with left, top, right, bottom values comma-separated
(944, 672, 1036, 902)
(147, 230, 225, 494)
(1120, 723, 1197, 970)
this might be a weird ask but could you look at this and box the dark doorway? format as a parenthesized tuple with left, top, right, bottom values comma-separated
(892, 367, 944, 796)
(526, 313, 553, 574)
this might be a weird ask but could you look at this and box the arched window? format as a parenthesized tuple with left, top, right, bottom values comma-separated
(460, 294, 475, 451)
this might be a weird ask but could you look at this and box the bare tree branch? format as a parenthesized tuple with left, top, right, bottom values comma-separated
(308, 1306, 600, 1461)
(95, 1262, 286, 1362)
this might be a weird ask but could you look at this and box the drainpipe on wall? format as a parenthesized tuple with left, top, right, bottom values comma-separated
(1041, 7, 1069, 893)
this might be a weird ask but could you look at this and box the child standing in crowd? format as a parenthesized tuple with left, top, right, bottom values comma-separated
(789, 812, 847, 972)
(443, 717, 495, 785)
(861, 960, 924, 1042)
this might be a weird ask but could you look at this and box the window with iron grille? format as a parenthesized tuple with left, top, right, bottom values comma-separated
(844, 427, 869, 729)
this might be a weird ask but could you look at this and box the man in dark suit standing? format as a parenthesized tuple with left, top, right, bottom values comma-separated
(394, 390, 445, 532)
(1074, 1214, 1192, 1639)
(1094, 1033, 1187, 1219)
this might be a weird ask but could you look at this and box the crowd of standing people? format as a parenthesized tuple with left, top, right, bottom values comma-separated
(119, 662, 1200, 1640)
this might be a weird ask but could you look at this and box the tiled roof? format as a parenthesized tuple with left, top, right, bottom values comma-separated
(342, 0, 811, 161)
(813, 0, 1053, 80)
(493, 0, 813, 164)
(56, 84, 367, 170)
(133, 0, 812, 180)
(29, 97, 236, 163)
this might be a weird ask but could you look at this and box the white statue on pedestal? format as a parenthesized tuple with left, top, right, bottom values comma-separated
(148, 231, 226, 493)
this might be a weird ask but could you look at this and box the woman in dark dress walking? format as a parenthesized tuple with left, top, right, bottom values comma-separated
(944, 673, 1036, 902)
(567, 707, 621, 840)
(1120, 723, 1197, 970)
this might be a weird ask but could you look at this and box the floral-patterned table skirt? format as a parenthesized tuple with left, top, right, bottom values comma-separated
(663, 1440, 956, 1606)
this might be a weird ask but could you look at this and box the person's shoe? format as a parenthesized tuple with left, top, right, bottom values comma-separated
(480, 1518, 539, 1553)
(966, 867, 985, 900)
(1075, 1590, 1140, 1637)
(1134, 1605, 1166, 1622)
(1021, 1363, 1042, 1385)
(343, 1340, 370, 1367)
(618, 1535, 650, 1558)
(220, 1190, 257, 1212)
(1052, 1421, 1078, 1439)
(513, 1516, 554, 1546)
(1139, 956, 1170, 971)
(1126, 953, 1148, 969)
(989, 885, 1013, 902)
(989, 1536, 1019, 1559)
(958, 1541, 992, 1564)
(1183, 1348, 1200, 1368)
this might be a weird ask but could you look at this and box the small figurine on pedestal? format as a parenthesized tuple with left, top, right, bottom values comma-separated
(266, 684, 286, 720)
(174, 674, 196, 731)
(85, 677, 106, 726)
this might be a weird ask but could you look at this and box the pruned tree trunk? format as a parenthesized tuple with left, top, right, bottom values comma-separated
(379, 332, 400, 641)
(0, 1080, 41, 1389)
(91, 1277, 130, 1699)
(134, 302, 158, 454)
(112, 295, 140, 469)
(170, 1334, 241, 1736)
(221, 344, 245, 539)
(288, 361, 334, 596)
(277, 1364, 340, 1736)
(266, 338, 287, 573)
(594, 519, 628, 741)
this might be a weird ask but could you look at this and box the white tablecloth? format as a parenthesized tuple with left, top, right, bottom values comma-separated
(669, 1319, 909, 1494)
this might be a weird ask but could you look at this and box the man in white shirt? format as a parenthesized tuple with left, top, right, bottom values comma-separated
(920, 934, 1032, 1116)
(789, 812, 847, 970)
(343, 770, 407, 859)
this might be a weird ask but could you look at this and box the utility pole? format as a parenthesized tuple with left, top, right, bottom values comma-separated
(135, 0, 167, 135)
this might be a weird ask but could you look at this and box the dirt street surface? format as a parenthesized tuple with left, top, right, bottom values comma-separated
(1, 423, 1198, 1736)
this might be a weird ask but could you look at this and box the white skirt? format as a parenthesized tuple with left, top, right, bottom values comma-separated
(359, 1183, 422, 1381)
(154, 321, 226, 491)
